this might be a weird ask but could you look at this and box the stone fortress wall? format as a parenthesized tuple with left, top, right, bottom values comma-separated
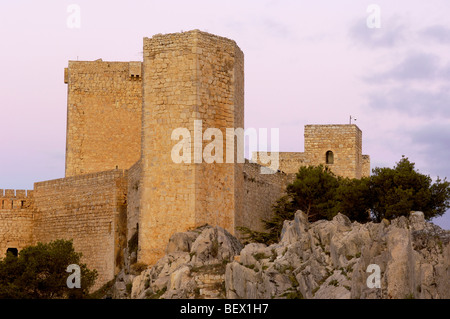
(241, 162, 290, 233)
(0, 30, 370, 290)
(0, 172, 128, 291)
(126, 159, 142, 244)
(32, 170, 128, 290)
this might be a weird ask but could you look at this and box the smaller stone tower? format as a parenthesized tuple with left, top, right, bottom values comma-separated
(304, 124, 369, 179)
(254, 124, 370, 179)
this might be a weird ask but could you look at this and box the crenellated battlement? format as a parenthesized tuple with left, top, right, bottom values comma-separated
(0, 189, 34, 210)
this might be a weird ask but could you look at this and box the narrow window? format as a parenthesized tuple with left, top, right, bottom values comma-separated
(1, 200, 4, 209)
(326, 151, 334, 164)
(21, 200, 25, 208)
(11, 200, 13, 209)
(6, 248, 18, 257)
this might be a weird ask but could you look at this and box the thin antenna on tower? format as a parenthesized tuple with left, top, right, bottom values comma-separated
(349, 115, 357, 124)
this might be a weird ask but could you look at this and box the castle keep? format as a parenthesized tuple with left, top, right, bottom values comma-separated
(0, 30, 370, 289)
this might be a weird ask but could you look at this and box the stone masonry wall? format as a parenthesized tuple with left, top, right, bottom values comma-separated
(355, 127, 363, 178)
(240, 163, 288, 234)
(253, 152, 308, 175)
(65, 60, 142, 177)
(0, 189, 34, 257)
(139, 30, 244, 265)
(304, 125, 361, 178)
(362, 155, 371, 178)
(127, 159, 141, 243)
(32, 170, 128, 290)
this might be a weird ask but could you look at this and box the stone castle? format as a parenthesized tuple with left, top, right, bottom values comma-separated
(0, 30, 370, 289)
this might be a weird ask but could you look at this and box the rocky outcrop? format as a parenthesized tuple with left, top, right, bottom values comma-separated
(128, 225, 243, 299)
(114, 211, 448, 299)
(225, 211, 449, 299)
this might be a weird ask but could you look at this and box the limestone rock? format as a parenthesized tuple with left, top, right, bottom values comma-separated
(116, 210, 449, 300)
(166, 231, 199, 254)
(280, 210, 309, 244)
(190, 226, 243, 265)
(128, 225, 242, 299)
(112, 269, 135, 299)
(239, 243, 271, 267)
(225, 210, 450, 299)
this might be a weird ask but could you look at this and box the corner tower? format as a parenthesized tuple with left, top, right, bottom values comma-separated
(139, 30, 244, 264)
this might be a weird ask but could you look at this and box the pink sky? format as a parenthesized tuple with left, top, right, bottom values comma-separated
(1, 0, 449, 228)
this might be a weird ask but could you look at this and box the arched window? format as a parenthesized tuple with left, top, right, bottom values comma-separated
(326, 151, 334, 164)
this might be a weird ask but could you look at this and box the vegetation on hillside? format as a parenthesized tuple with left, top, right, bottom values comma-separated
(238, 156, 450, 245)
(0, 239, 97, 299)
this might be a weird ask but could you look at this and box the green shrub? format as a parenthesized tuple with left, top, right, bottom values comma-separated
(238, 157, 450, 245)
(0, 239, 97, 299)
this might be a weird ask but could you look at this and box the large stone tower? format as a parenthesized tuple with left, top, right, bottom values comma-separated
(139, 30, 244, 264)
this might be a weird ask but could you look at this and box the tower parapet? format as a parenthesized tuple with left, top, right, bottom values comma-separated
(0, 189, 34, 258)
(0, 189, 33, 210)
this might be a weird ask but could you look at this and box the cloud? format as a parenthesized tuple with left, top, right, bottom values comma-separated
(348, 18, 405, 48)
(420, 25, 450, 44)
(365, 52, 442, 83)
(365, 85, 450, 117)
(261, 18, 291, 38)
(442, 63, 450, 78)
(362, 50, 450, 118)
(408, 123, 450, 178)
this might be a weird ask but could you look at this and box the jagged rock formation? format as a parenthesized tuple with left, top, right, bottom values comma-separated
(113, 211, 449, 299)
(124, 225, 243, 299)
(226, 211, 449, 299)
